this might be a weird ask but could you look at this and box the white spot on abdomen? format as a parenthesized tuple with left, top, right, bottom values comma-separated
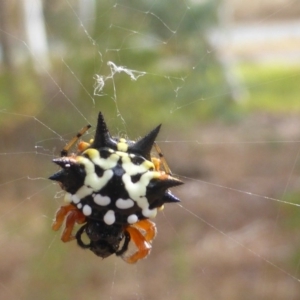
(127, 214, 138, 224)
(83, 204, 92, 216)
(116, 198, 134, 209)
(93, 194, 111, 206)
(104, 210, 116, 225)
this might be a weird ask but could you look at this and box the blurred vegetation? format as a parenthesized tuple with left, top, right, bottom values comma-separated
(238, 64, 300, 113)
(1, 1, 300, 299)
(0, 0, 234, 133)
(1, 0, 299, 135)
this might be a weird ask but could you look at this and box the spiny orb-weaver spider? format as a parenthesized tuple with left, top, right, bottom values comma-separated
(49, 112, 183, 263)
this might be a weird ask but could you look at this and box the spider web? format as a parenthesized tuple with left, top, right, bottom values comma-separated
(1, 0, 300, 299)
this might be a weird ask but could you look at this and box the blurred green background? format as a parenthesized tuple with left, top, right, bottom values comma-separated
(1, 0, 300, 299)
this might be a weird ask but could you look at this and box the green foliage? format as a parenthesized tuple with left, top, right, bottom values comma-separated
(238, 64, 300, 113)
(0, 65, 43, 129)
(281, 192, 300, 229)
(40, 0, 230, 131)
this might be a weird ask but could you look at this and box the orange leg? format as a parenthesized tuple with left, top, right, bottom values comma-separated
(122, 226, 152, 264)
(151, 157, 161, 172)
(78, 141, 91, 152)
(52, 204, 76, 231)
(61, 209, 86, 242)
(52, 204, 86, 242)
(132, 219, 157, 243)
(61, 124, 91, 156)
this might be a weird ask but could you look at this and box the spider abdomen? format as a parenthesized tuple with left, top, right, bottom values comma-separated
(49, 112, 183, 262)
(52, 147, 181, 226)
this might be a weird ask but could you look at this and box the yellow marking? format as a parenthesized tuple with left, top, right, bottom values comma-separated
(73, 147, 163, 216)
(117, 138, 129, 152)
(83, 148, 99, 159)
(120, 153, 155, 176)
(64, 193, 72, 203)
(142, 160, 154, 170)
(121, 154, 131, 163)
(81, 149, 118, 170)
(76, 149, 118, 191)
(158, 205, 164, 211)
(122, 173, 148, 203)
(76, 156, 95, 173)
(74, 185, 94, 200)
(151, 171, 161, 179)
(113, 151, 129, 157)
(85, 170, 114, 191)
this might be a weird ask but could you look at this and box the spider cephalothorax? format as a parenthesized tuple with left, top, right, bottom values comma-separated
(49, 112, 183, 263)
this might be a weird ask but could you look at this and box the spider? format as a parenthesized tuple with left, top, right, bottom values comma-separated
(49, 112, 183, 263)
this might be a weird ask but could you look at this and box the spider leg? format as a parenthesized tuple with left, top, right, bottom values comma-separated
(151, 157, 161, 172)
(61, 124, 91, 157)
(61, 209, 86, 242)
(52, 204, 76, 231)
(122, 226, 152, 264)
(75, 224, 91, 248)
(78, 141, 91, 152)
(52, 204, 86, 242)
(116, 231, 130, 257)
(131, 219, 157, 242)
(153, 142, 172, 175)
